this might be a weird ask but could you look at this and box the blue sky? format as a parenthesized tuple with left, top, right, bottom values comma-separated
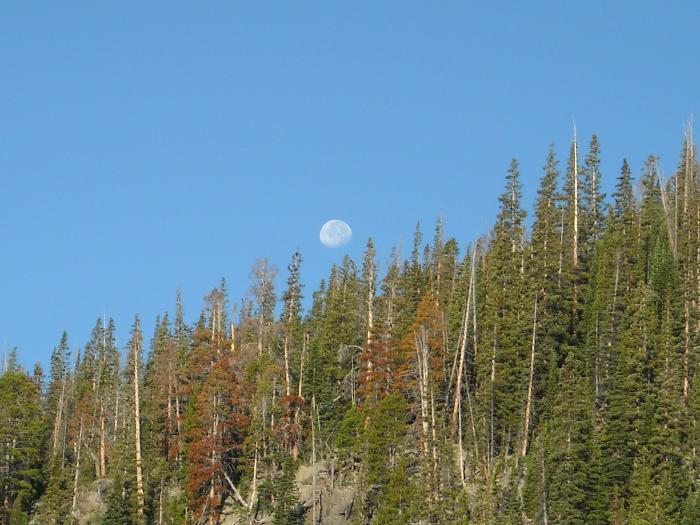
(1, 1, 699, 369)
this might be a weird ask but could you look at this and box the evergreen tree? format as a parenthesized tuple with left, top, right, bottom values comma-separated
(102, 474, 137, 525)
(0, 371, 46, 524)
(10, 131, 700, 525)
(269, 454, 299, 525)
(371, 458, 420, 525)
(544, 351, 594, 524)
(581, 134, 606, 259)
(477, 158, 527, 459)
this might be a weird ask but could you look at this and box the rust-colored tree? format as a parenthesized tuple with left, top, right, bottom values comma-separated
(357, 323, 398, 407)
(186, 356, 249, 524)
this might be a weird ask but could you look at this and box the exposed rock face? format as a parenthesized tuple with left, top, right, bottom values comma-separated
(48, 460, 357, 525)
(221, 459, 356, 525)
(74, 479, 111, 525)
(296, 460, 355, 524)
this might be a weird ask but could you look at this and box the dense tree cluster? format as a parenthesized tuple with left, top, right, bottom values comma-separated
(2, 130, 700, 524)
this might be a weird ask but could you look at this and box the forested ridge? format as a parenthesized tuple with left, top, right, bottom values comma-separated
(3, 132, 700, 525)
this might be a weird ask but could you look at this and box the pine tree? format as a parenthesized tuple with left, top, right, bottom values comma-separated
(281, 250, 303, 398)
(544, 351, 594, 524)
(581, 134, 606, 261)
(0, 371, 46, 524)
(523, 145, 566, 452)
(102, 474, 137, 525)
(371, 458, 420, 525)
(477, 159, 527, 462)
(47, 332, 71, 461)
(247, 258, 278, 357)
(269, 453, 299, 525)
(186, 356, 248, 523)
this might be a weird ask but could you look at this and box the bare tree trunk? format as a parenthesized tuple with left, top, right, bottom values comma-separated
(684, 300, 690, 398)
(52, 377, 66, 456)
(594, 316, 600, 402)
(521, 296, 538, 457)
(676, 164, 680, 250)
(99, 404, 106, 477)
(113, 382, 120, 442)
(292, 333, 308, 461)
(72, 416, 84, 512)
(558, 209, 565, 289)
(284, 280, 299, 398)
(209, 395, 219, 525)
(311, 396, 318, 525)
(452, 248, 477, 422)
(415, 330, 430, 458)
(430, 388, 438, 481)
(175, 375, 182, 465)
(592, 156, 599, 243)
(297, 333, 306, 399)
(61, 410, 69, 469)
(472, 254, 478, 358)
(158, 475, 164, 525)
(490, 326, 497, 384)
(573, 124, 579, 267)
(366, 262, 375, 348)
(684, 122, 692, 220)
(351, 352, 356, 407)
(697, 204, 700, 321)
(166, 363, 173, 460)
(222, 470, 249, 509)
(133, 339, 145, 521)
(248, 442, 259, 522)
(257, 313, 264, 357)
(457, 383, 465, 487)
(283, 334, 292, 397)
(489, 326, 497, 475)
(542, 453, 549, 525)
(270, 379, 276, 431)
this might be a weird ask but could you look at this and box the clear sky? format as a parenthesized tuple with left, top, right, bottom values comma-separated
(1, 1, 699, 369)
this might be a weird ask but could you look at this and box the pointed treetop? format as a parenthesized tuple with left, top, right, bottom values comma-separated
(612, 158, 634, 220)
(496, 158, 526, 239)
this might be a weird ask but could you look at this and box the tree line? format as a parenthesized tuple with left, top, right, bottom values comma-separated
(2, 129, 700, 524)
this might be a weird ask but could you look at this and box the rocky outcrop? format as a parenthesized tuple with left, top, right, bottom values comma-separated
(296, 460, 355, 524)
(43, 460, 357, 525)
(221, 459, 356, 525)
(73, 479, 111, 525)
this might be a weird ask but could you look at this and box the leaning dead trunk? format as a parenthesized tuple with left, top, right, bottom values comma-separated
(457, 383, 465, 487)
(452, 247, 477, 422)
(415, 329, 431, 458)
(521, 296, 538, 457)
(248, 441, 259, 522)
(52, 377, 66, 456)
(209, 395, 219, 525)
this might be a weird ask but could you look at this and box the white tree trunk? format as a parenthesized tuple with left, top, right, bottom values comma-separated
(452, 247, 477, 422)
(133, 340, 145, 521)
(521, 296, 538, 457)
(52, 378, 66, 456)
(573, 125, 579, 267)
(71, 417, 84, 512)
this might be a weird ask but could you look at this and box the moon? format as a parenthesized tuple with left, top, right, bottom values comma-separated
(320, 219, 352, 248)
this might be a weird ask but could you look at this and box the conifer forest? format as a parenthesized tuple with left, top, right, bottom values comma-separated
(5, 133, 700, 525)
